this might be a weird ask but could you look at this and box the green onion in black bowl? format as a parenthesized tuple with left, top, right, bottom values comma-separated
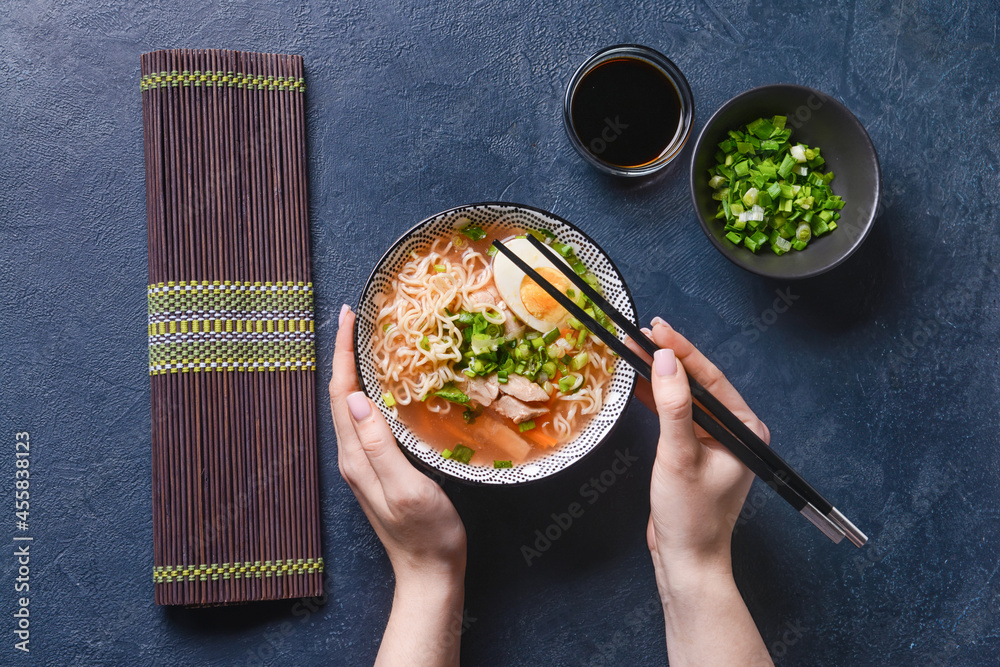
(690, 84, 881, 280)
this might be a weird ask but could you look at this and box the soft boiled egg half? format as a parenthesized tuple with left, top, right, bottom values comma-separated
(492, 237, 574, 333)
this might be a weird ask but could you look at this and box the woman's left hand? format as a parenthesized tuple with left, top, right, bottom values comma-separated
(330, 304, 467, 666)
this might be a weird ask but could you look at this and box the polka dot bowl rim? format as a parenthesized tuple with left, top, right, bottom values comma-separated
(353, 202, 638, 485)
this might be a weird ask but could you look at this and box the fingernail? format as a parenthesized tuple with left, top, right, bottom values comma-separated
(346, 391, 372, 422)
(651, 316, 669, 329)
(641, 327, 652, 337)
(654, 348, 676, 377)
(339, 304, 350, 326)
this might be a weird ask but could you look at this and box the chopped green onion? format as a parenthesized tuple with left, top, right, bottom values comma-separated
(771, 236, 792, 255)
(707, 117, 843, 256)
(453, 311, 476, 325)
(569, 352, 590, 371)
(777, 154, 796, 178)
(550, 241, 574, 258)
(493, 460, 513, 469)
(383, 323, 394, 333)
(433, 264, 446, 272)
(382, 392, 396, 408)
(432, 383, 470, 405)
(558, 373, 584, 394)
(542, 328, 560, 345)
(471, 334, 500, 356)
(419, 335, 430, 351)
(486, 245, 498, 257)
(451, 444, 475, 464)
(459, 224, 486, 241)
(441, 448, 453, 459)
(519, 420, 536, 432)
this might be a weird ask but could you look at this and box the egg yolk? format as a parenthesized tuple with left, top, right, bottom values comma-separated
(520, 267, 572, 324)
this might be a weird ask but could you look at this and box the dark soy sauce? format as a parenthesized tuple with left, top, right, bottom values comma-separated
(571, 58, 682, 168)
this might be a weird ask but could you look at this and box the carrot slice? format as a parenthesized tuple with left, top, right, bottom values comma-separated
(522, 427, 559, 449)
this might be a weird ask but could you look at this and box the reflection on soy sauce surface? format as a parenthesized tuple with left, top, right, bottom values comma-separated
(570, 57, 683, 168)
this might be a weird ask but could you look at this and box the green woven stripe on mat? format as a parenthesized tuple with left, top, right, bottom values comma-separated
(149, 339, 315, 367)
(154, 558, 324, 584)
(149, 358, 315, 374)
(148, 281, 313, 314)
(140, 70, 305, 92)
(148, 319, 314, 337)
(148, 281, 315, 375)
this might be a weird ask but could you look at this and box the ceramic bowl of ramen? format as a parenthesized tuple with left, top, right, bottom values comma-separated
(354, 202, 638, 485)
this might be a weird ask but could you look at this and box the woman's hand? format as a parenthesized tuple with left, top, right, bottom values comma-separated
(629, 318, 773, 667)
(631, 318, 769, 574)
(330, 304, 467, 667)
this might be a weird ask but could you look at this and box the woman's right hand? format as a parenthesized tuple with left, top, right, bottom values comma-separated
(629, 318, 774, 666)
(634, 319, 770, 576)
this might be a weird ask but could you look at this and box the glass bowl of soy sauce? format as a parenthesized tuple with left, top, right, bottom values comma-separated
(564, 45, 694, 177)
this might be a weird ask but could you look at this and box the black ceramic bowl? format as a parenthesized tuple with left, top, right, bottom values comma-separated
(690, 84, 880, 279)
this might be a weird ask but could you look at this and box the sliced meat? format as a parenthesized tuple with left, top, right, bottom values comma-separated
(457, 373, 499, 407)
(499, 373, 550, 403)
(503, 315, 525, 339)
(493, 395, 549, 425)
(468, 288, 496, 308)
(466, 412, 532, 462)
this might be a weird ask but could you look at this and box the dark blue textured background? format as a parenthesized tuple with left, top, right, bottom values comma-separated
(1, 0, 998, 664)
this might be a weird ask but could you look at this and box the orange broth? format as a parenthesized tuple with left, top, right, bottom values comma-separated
(379, 227, 608, 466)
(395, 399, 575, 466)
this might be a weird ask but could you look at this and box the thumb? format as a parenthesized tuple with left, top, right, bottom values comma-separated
(650, 349, 701, 465)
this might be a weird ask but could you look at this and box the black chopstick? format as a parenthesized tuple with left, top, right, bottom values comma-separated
(492, 239, 844, 544)
(521, 236, 867, 547)
(495, 236, 866, 547)
(521, 239, 840, 507)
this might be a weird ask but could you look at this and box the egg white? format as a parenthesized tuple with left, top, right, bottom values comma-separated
(492, 237, 573, 333)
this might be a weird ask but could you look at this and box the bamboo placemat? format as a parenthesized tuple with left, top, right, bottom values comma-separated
(141, 48, 322, 605)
